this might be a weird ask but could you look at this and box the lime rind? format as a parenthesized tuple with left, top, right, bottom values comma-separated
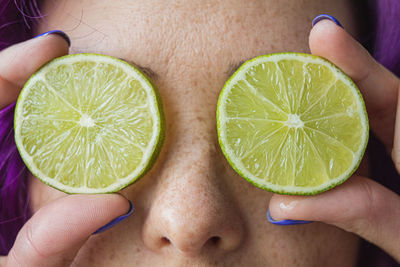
(14, 53, 165, 194)
(217, 52, 369, 195)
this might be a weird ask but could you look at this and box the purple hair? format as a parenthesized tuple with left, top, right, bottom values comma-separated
(0, 0, 400, 263)
(0, 0, 42, 255)
(373, 0, 400, 74)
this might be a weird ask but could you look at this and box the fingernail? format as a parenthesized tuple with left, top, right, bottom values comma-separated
(267, 209, 312, 226)
(312, 14, 343, 28)
(34, 30, 71, 47)
(93, 200, 134, 234)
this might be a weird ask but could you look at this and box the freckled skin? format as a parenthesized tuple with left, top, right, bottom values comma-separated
(29, 0, 362, 266)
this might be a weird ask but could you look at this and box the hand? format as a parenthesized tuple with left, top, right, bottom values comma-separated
(0, 35, 131, 266)
(268, 19, 400, 262)
(0, 194, 130, 267)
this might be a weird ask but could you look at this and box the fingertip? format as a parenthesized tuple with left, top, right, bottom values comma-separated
(268, 194, 300, 221)
(312, 15, 343, 29)
(34, 30, 71, 47)
(30, 30, 70, 59)
(99, 193, 132, 216)
(309, 19, 346, 57)
(309, 18, 372, 82)
(93, 200, 134, 234)
(29, 31, 70, 59)
(268, 194, 283, 220)
(267, 209, 312, 225)
(0, 31, 70, 88)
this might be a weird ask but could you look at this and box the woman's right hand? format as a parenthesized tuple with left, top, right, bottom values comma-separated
(0, 34, 132, 267)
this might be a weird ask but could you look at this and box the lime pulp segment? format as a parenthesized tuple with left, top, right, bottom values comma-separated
(14, 54, 164, 193)
(217, 53, 369, 195)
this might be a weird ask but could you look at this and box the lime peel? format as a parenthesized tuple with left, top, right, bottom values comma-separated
(217, 52, 369, 195)
(14, 53, 165, 194)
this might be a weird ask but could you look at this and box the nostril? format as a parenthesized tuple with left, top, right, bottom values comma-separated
(161, 237, 171, 246)
(142, 183, 245, 255)
(210, 236, 221, 245)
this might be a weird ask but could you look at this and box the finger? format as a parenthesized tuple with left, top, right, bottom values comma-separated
(0, 31, 70, 109)
(393, 90, 400, 173)
(1, 194, 130, 267)
(269, 176, 400, 262)
(309, 19, 400, 151)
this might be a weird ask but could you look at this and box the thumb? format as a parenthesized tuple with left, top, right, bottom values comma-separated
(269, 176, 400, 262)
(0, 194, 131, 267)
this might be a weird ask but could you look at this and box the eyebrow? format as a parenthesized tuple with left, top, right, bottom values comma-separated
(122, 58, 247, 80)
(119, 58, 158, 80)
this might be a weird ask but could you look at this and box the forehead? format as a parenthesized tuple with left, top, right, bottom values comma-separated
(38, 0, 313, 78)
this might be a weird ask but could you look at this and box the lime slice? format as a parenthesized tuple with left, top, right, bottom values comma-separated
(217, 53, 368, 195)
(14, 53, 164, 194)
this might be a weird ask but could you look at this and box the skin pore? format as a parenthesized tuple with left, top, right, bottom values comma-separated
(29, 0, 362, 266)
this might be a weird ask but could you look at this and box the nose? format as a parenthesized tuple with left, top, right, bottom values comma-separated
(142, 142, 244, 257)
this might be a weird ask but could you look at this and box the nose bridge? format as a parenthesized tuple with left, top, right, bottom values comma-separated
(156, 133, 225, 227)
(163, 104, 220, 183)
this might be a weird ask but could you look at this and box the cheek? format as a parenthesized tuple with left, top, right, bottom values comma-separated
(28, 173, 66, 213)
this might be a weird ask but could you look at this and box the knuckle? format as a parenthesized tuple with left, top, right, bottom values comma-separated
(358, 179, 376, 220)
(344, 179, 381, 237)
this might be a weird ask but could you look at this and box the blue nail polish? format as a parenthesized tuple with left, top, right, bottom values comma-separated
(34, 30, 71, 47)
(267, 210, 312, 226)
(312, 14, 343, 28)
(93, 200, 134, 234)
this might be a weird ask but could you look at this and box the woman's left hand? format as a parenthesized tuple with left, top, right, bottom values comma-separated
(268, 18, 400, 262)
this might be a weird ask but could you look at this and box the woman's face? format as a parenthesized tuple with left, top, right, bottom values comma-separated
(30, 0, 361, 266)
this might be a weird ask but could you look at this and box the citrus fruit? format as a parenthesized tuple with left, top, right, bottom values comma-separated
(14, 53, 164, 194)
(217, 53, 368, 195)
